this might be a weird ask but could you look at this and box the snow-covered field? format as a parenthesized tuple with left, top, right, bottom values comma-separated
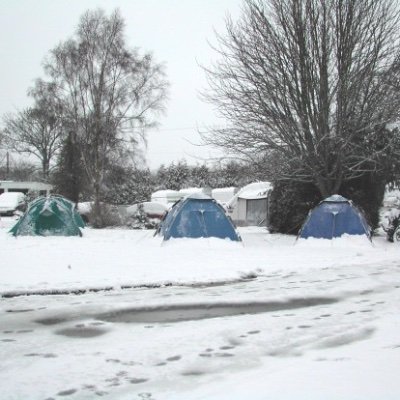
(1, 217, 400, 399)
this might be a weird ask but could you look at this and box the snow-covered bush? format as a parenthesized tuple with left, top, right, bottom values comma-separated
(382, 208, 400, 242)
(25, 190, 40, 206)
(125, 203, 159, 229)
(86, 203, 123, 228)
(268, 180, 320, 234)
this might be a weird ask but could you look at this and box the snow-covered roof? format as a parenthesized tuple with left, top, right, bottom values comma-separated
(212, 187, 236, 195)
(236, 182, 272, 200)
(211, 187, 237, 204)
(179, 187, 205, 196)
(151, 191, 183, 207)
(151, 190, 181, 198)
(185, 192, 212, 200)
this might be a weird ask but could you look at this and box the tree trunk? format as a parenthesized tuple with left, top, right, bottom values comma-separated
(315, 175, 343, 199)
(92, 180, 103, 228)
(42, 157, 50, 181)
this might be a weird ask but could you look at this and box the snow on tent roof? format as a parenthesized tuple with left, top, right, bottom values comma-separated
(158, 194, 241, 241)
(323, 194, 348, 202)
(10, 195, 85, 237)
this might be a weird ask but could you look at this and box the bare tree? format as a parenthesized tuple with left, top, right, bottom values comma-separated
(2, 80, 63, 180)
(42, 9, 168, 226)
(203, 0, 400, 197)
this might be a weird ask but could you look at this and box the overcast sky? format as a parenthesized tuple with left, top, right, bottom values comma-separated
(0, 0, 242, 170)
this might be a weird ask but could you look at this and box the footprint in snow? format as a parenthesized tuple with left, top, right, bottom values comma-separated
(25, 352, 58, 358)
(55, 326, 107, 338)
(138, 393, 155, 399)
(129, 378, 148, 384)
(181, 369, 206, 376)
(215, 352, 235, 358)
(166, 355, 181, 362)
(106, 358, 121, 364)
(90, 321, 105, 326)
(56, 388, 77, 396)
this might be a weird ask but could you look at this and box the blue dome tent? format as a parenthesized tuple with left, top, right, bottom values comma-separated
(159, 193, 241, 241)
(299, 195, 370, 240)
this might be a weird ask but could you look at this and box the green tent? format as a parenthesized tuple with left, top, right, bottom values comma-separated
(10, 195, 85, 237)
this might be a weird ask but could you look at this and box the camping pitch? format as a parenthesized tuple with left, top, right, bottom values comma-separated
(299, 194, 370, 240)
(10, 195, 85, 237)
(159, 193, 241, 241)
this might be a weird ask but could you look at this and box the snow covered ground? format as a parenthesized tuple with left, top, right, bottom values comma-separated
(1, 217, 400, 399)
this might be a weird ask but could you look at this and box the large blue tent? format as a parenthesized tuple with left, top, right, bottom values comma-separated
(159, 193, 241, 241)
(299, 194, 370, 240)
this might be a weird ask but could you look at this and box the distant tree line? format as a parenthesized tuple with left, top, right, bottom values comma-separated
(0, 154, 261, 203)
(67, 159, 263, 206)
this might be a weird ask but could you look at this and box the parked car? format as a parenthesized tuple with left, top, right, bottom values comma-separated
(126, 201, 168, 229)
(0, 192, 26, 216)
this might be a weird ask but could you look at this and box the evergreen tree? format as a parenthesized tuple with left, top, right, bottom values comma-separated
(102, 166, 155, 205)
(52, 131, 85, 203)
(190, 164, 211, 187)
(155, 164, 168, 189)
(268, 180, 321, 235)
